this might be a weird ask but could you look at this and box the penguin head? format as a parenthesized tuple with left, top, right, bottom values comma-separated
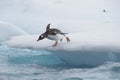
(37, 34, 45, 41)
(37, 24, 51, 41)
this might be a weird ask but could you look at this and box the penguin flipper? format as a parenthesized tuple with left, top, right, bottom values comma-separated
(46, 24, 50, 31)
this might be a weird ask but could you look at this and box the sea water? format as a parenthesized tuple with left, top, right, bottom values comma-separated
(0, 45, 120, 80)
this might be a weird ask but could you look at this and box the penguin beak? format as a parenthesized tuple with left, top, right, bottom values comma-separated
(37, 38, 40, 41)
(37, 35, 44, 41)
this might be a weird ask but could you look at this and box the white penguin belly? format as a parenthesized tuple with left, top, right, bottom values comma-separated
(47, 34, 64, 41)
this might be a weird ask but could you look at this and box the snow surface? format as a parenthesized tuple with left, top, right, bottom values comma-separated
(0, 21, 28, 42)
(4, 32, 120, 52)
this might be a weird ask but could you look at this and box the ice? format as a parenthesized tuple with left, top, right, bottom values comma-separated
(0, 21, 28, 42)
(4, 31, 120, 66)
(4, 31, 120, 52)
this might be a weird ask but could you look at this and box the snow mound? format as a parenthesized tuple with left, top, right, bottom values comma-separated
(0, 21, 28, 42)
(5, 32, 120, 52)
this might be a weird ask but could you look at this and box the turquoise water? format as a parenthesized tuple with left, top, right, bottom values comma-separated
(0, 45, 120, 80)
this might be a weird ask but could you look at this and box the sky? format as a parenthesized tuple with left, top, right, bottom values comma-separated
(0, 0, 120, 34)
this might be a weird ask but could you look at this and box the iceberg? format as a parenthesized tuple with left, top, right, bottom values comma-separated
(1, 21, 120, 66)
(4, 33, 120, 66)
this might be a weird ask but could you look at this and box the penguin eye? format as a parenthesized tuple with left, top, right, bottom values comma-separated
(38, 34, 44, 40)
(40, 35, 43, 38)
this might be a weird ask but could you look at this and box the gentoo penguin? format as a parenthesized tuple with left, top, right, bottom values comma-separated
(37, 24, 70, 47)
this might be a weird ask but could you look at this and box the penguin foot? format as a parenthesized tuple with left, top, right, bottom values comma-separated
(52, 41, 58, 47)
(66, 36, 70, 42)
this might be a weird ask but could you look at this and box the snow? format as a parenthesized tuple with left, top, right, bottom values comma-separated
(0, 21, 28, 42)
(4, 31, 120, 52)
(0, 21, 120, 53)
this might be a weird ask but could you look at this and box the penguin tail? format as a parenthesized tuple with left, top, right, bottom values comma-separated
(60, 32, 68, 35)
(60, 33, 68, 36)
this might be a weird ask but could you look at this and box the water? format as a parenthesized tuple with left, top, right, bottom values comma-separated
(0, 45, 120, 80)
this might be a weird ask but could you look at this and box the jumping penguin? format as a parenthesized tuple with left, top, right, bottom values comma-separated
(37, 24, 70, 47)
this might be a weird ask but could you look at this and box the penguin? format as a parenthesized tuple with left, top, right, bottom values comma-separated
(37, 24, 70, 47)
